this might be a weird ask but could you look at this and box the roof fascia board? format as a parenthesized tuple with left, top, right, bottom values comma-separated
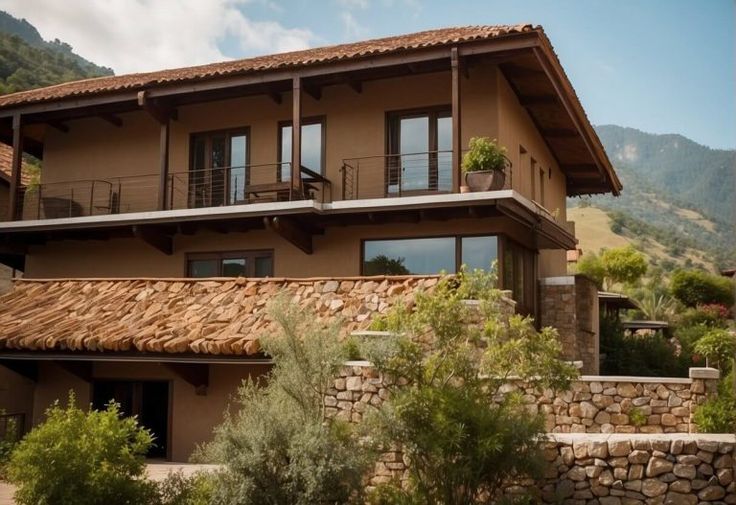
(0, 32, 541, 118)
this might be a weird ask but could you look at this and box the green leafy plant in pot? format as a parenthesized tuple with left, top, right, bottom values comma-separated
(461, 137, 509, 192)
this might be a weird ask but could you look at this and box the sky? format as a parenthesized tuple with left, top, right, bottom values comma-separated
(1, 0, 734, 149)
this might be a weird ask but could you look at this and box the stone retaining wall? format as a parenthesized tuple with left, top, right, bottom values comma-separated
(535, 434, 736, 505)
(324, 365, 720, 434)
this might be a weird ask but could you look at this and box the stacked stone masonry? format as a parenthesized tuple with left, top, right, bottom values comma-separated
(536, 434, 736, 505)
(324, 366, 719, 435)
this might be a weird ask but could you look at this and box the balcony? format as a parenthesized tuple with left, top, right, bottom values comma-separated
(9, 152, 513, 221)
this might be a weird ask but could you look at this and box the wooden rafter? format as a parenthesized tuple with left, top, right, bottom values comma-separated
(264, 216, 312, 254)
(132, 225, 173, 255)
(54, 360, 92, 382)
(137, 90, 178, 124)
(49, 121, 69, 133)
(0, 359, 37, 381)
(163, 362, 209, 395)
(100, 114, 123, 127)
(303, 82, 322, 101)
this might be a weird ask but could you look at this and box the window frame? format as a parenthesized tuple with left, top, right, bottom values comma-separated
(185, 249, 274, 278)
(385, 105, 452, 194)
(277, 115, 327, 181)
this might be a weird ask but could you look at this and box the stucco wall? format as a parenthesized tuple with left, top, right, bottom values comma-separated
(25, 216, 534, 278)
(29, 361, 268, 461)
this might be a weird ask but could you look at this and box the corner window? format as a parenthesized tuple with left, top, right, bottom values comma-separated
(502, 239, 535, 315)
(187, 251, 273, 278)
(278, 117, 325, 181)
(362, 236, 498, 276)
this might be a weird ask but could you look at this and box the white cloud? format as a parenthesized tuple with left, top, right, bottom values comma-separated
(336, 0, 370, 9)
(0, 0, 317, 74)
(340, 11, 370, 40)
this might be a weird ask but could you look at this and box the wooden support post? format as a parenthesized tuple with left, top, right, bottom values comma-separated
(158, 120, 170, 210)
(291, 77, 302, 197)
(451, 47, 462, 194)
(7, 114, 23, 221)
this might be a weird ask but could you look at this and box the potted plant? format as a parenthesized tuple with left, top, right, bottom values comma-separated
(461, 137, 509, 192)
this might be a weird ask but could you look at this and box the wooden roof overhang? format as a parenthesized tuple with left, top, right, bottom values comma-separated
(0, 191, 575, 266)
(0, 28, 619, 196)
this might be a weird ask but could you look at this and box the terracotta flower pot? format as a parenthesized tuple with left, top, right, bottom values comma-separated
(464, 169, 506, 192)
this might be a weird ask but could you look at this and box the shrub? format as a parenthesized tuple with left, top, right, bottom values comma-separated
(155, 471, 215, 505)
(0, 410, 20, 480)
(670, 269, 735, 308)
(577, 246, 647, 290)
(198, 295, 371, 505)
(462, 137, 507, 173)
(694, 371, 736, 433)
(693, 328, 736, 372)
(629, 407, 647, 427)
(7, 393, 156, 505)
(364, 269, 577, 505)
(678, 304, 730, 328)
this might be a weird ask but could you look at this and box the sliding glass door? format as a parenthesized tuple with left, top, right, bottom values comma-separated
(387, 108, 451, 195)
(190, 129, 249, 208)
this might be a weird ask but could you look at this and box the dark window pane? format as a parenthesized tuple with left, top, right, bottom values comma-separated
(230, 134, 247, 204)
(461, 236, 498, 272)
(189, 259, 218, 278)
(254, 256, 273, 277)
(222, 258, 247, 277)
(363, 238, 455, 275)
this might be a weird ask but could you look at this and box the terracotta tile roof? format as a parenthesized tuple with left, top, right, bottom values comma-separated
(0, 276, 441, 356)
(0, 144, 31, 186)
(0, 25, 535, 109)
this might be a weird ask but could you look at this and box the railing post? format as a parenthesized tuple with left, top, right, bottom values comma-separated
(158, 119, 170, 210)
(7, 113, 23, 221)
(291, 76, 302, 200)
(451, 47, 462, 194)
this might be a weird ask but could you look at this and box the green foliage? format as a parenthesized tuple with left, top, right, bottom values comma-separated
(198, 295, 371, 505)
(7, 393, 156, 505)
(693, 371, 736, 433)
(363, 269, 577, 505)
(628, 407, 647, 427)
(632, 291, 678, 322)
(0, 409, 20, 480)
(678, 304, 730, 329)
(577, 246, 647, 290)
(462, 137, 508, 173)
(671, 269, 735, 308)
(693, 329, 736, 372)
(364, 254, 410, 276)
(155, 471, 215, 505)
(599, 315, 689, 377)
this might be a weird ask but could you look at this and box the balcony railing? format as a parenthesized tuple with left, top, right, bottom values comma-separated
(340, 150, 512, 200)
(14, 163, 331, 221)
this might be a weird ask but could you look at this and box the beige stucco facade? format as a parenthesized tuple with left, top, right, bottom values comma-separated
(30, 361, 268, 461)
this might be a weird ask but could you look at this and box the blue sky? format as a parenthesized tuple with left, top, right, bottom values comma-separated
(233, 0, 736, 150)
(6, 0, 734, 149)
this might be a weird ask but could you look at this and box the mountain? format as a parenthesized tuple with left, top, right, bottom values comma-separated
(569, 125, 736, 271)
(0, 11, 113, 94)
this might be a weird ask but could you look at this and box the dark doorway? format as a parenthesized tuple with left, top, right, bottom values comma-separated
(92, 380, 170, 458)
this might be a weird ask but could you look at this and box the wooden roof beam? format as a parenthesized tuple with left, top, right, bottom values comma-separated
(132, 225, 173, 255)
(264, 216, 312, 254)
(303, 82, 322, 101)
(49, 121, 69, 133)
(100, 114, 123, 127)
(163, 362, 209, 395)
(0, 360, 37, 381)
(137, 90, 178, 124)
(54, 360, 92, 382)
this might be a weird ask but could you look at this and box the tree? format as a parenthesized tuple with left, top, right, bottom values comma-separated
(577, 246, 647, 291)
(364, 254, 411, 276)
(364, 269, 577, 505)
(198, 295, 371, 505)
(7, 394, 156, 505)
(670, 269, 735, 308)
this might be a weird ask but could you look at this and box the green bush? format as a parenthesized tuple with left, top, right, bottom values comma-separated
(694, 371, 736, 433)
(0, 410, 20, 480)
(670, 269, 735, 308)
(364, 269, 576, 505)
(693, 328, 736, 372)
(462, 137, 507, 173)
(198, 295, 371, 505)
(7, 393, 156, 505)
(155, 471, 215, 505)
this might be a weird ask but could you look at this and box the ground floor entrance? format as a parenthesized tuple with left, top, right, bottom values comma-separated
(92, 380, 170, 458)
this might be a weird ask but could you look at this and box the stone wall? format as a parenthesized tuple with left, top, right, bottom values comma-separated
(535, 433, 736, 505)
(324, 365, 720, 435)
(539, 275, 600, 374)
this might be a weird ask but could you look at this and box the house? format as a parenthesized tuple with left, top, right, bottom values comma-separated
(0, 25, 621, 460)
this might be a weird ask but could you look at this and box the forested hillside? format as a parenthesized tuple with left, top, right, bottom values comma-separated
(570, 125, 735, 271)
(0, 11, 112, 94)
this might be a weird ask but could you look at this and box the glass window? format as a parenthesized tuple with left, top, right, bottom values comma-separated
(189, 129, 249, 208)
(461, 236, 498, 271)
(188, 259, 218, 278)
(363, 237, 455, 275)
(279, 118, 324, 181)
(502, 239, 535, 315)
(187, 251, 273, 278)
